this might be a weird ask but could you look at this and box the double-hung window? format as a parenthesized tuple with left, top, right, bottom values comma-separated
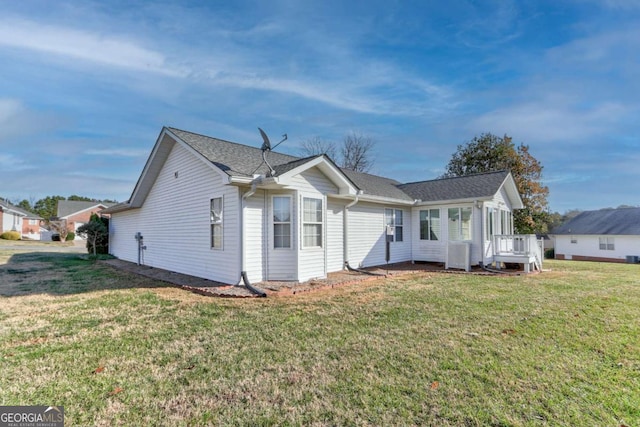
(273, 196, 291, 249)
(385, 209, 404, 242)
(210, 197, 223, 249)
(302, 197, 323, 248)
(599, 237, 614, 251)
(448, 207, 472, 241)
(419, 209, 440, 241)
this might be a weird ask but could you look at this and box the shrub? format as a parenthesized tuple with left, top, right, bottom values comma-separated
(66, 232, 75, 241)
(77, 214, 109, 255)
(545, 248, 555, 259)
(0, 231, 21, 240)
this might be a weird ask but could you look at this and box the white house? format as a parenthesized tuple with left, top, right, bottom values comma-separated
(552, 207, 640, 263)
(0, 199, 43, 239)
(105, 127, 533, 288)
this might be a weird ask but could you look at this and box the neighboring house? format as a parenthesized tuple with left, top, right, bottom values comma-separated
(0, 199, 44, 239)
(552, 207, 640, 263)
(56, 201, 114, 239)
(105, 127, 533, 286)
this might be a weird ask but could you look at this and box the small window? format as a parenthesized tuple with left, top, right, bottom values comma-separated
(303, 197, 323, 248)
(210, 197, 223, 249)
(385, 209, 404, 242)
(570, 236, 577, 244)
(273, 196, 291, 249)
(420, 209, 440, 241)
(599, 237, 614, 251)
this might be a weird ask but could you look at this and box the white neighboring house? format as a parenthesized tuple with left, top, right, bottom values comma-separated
(104, 127, 531, 286)
(0, 199, 43, 239)
(552, 207, 640, 263)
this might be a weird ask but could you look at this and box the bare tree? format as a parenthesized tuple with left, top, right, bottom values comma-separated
(341, 132, 375, 173)
(300, 137, 337, 160)
(50, 219, 70, 242)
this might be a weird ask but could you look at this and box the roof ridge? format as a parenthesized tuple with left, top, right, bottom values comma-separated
(399, 170, 509, 186)
(167, 126, 300, 161)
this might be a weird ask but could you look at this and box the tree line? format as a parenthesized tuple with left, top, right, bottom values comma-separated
(6, 195, 117, 222)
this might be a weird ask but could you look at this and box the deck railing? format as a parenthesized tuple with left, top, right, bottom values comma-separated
(494, 234, 544, 270)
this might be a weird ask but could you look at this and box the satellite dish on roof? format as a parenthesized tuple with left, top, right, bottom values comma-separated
(258, 127, 287, 152)
(258, 127, 271, 151)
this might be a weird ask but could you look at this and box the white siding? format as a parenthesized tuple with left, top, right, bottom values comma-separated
(555, 234, 640, 262)
(327, 199, 345, 273)
(347, 202, 412, 268)
(109, 142, 240, 284)
(2, 211, 20, 232)
(289, 168, 338, 194)
(244, 190, 266, 283)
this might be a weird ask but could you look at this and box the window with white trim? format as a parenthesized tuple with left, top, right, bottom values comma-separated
(385, 209, 404, 242)
(570, 236, 577, 244)
(420, 209, 440, 241)
(273, 196, 291, 249)
(302, 197, 323, 248)
(210, 197, 223, 249)
(486, 207, 495, 240)
(448, 207, 472, 241)
(599, 237, 614, 251)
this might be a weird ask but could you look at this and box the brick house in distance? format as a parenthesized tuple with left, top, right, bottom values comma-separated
(56, 201, 114, 238)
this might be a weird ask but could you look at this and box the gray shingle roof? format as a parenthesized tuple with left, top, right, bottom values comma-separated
(168, 127, 299, 178)
(57, 201, 114, 218)
(341, 169, 414, 201)
(0, 199, 41, 218)
(165, 128, 514, 204)
(552, 207, 640, 235)
(397, 170, 510, 202)
(272, 155, 324, 176)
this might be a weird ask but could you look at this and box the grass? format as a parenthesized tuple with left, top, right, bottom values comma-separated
(0, 246, 639, 426)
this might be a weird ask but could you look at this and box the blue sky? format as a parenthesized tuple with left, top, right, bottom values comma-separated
(1, 0, 638, 212)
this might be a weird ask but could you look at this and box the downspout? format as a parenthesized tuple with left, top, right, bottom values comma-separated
(343, 192, 360, 270)
(342, 190, 385, 275)
(240, 177, 267, 297)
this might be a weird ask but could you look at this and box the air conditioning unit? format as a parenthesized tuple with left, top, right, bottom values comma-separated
(446, 242, 471, 272)
(625, 255, 639, 264)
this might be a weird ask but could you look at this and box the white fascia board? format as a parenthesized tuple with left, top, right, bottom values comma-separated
(356, 194, 416, 206)
(502, 173, 524, 209)
(414, 197, 490, 207)
(129, 128, 232, 207)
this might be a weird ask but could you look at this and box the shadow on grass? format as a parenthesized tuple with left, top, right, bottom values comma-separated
(0, 251, 174, 297)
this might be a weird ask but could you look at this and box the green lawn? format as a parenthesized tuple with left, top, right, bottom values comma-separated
(0, 248, 638, 426)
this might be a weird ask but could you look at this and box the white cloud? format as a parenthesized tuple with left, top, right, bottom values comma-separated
(0, 153, 35, 171)
(85, 148, 148, 157)
(0, 18, 187, 77)
(467, 101, 628, 143)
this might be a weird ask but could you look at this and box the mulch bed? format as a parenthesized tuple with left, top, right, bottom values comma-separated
(103, 259, 529, 299)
